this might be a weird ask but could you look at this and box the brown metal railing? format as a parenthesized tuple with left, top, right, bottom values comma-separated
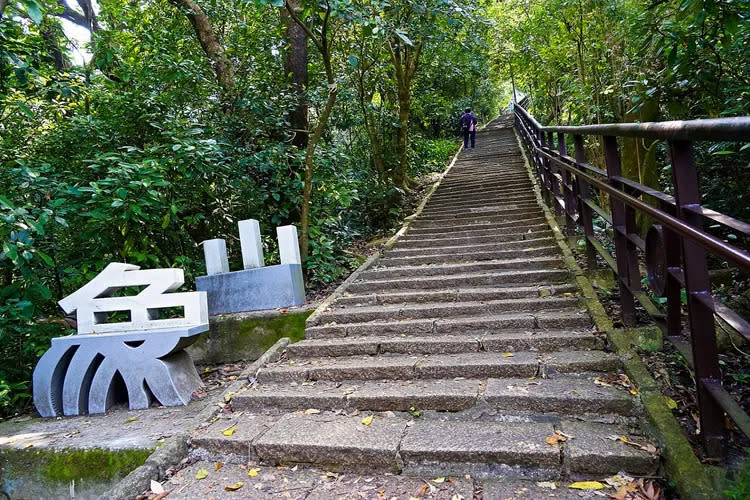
(513, 102, 750, 457)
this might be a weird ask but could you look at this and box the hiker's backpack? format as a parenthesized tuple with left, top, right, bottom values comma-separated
(461, 114, 470, 132)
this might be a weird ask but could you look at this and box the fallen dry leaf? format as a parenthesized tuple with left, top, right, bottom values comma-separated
(123, 416, 138, 423)
(433, 477, 445, 484)
(545, 433, 567, 445)
(664, 395, 678, 410)
(503, 352, 514, 357)
(362, 415, 374, 426)
(214, 462, 223, 471)
(568, 481, 606, 490)
(536, 481, 557, 489)
(195, 468, 209, 480)
(224, 481, 244, 491)
(248, 468, 260, 477)
(304, 408, 321, 415)
(222, 424, 236, 436)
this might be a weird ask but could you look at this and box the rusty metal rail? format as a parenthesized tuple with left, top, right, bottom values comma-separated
(513, 102, 750, 457)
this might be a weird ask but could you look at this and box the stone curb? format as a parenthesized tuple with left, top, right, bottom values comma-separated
(305, 141, 466, 328)
(102, 337, 290, 500)
(512, 126, 719, 500)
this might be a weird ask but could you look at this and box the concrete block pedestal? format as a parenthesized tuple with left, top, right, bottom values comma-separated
(196, 264, 305, 315)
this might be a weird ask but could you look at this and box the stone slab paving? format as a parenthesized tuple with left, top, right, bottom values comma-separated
(173, 117, 661, 497)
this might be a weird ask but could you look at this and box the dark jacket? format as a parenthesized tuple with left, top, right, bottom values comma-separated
(460, 113, 478, 130)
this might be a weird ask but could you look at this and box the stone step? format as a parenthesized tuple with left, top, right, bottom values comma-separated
(412, 213, 545, 229)
(347, 268, 571, 293)
(485, 375, 636, 416)
(392, 229, 553, 249)
(334, 284, 579, 306)
(418, 203, 541, 221)
(406, 217, 547, 236)
(421, 198, 538, 215)
(256, 350, 617, 383)
(379, 246, 558, 266)
(311, 297, 580, 325)
(399, 420, 658, 477)
(427, 187, 533, 204)
(287, 330, 602, 358)
(233, 374, 634, 416)
(401, 223, 549, 241)
(360, 256, 563, 279)
(417, 207, 542, 223)
(306, 311, 591, 339)
(233, 379, 482, 412)
(389, 235, 554, 253)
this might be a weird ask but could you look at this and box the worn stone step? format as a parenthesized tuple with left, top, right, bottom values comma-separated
(257, 352, 542, 383)
(334, 284, 578, 306)
(233, 379, 482, 412)
(347, 268, 571, 293)
(401, 225, 550, 242)
(379, 246, 558, 266)
(560, 421, 659, 475)
(406, 217, 546, 236)
(392, 231, 553, 250)
(417, 207, 543, 223)
(418, 203, 541, 221)
(421, 200, 539, 216)
(427, 188, 534, 205)
(312, 297, 580, 325)
(233, 375, 632, 417)
(485, 376, 635, 416)
(287, 330, 602, 358)
(390, 236, 554, 254)
(400, 420, 657, 477)
(412, 213, 545, 229)
(306, 311, 591, 339)
(255, 414, 407, 469)
(399, 420, 560, 473)
(360, 257, 563, 280)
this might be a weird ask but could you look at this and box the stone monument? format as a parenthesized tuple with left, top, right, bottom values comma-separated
(195, 220, 305, 315)
(33, 263, 208, 417)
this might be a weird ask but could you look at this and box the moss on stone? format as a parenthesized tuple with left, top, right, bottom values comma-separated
(1, 446, 152, 495)
(189, 310, 312, 364)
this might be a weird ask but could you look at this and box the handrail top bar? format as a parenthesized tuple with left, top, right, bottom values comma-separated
(516, 104, 750, 141)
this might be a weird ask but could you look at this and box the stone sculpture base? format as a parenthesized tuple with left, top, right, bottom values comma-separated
(33, 325, 207, 417)
(196, 263, 305, 315)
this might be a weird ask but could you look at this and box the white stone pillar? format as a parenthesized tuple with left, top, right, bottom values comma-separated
(277, 225, 301, 265)
(203, 239, 229, 275)
(238, 219, 264, 269)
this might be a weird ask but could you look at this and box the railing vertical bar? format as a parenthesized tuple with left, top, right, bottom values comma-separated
(558, 132, 576, 236)
(669, 140, 725, 457)
(603, 136, 637, 326)
(574, 135, 597, 269)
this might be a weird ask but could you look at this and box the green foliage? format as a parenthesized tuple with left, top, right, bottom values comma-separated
(0, 0, 499, 416)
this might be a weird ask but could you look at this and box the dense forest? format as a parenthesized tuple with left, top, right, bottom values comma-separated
(1, 0, 748, 416)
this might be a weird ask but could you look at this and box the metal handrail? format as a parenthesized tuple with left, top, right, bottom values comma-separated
(513, 103, 750, 458)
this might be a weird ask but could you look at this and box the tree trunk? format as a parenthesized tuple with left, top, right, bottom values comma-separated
(281, 0, 308, 149)
(299, 86, 337, 259)
(389, 40, 422, 189)
(169, 0, 234, 96)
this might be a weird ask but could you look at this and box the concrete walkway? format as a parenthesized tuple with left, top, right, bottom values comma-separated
(173, 118, 659, 498)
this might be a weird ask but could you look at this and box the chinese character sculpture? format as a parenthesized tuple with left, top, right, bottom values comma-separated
(195, 221, 305, 315)
(33, 263, 209, 417)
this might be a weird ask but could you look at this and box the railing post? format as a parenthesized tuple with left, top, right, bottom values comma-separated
(557, 132, 576, 237)
(538, 130, 552, 206)
(660, 200, 683, 338)
(574, 135, 597, 269)
(548, 131, 563, 216)
(669, 140, 724, 458)
(603, 136, 637, 326)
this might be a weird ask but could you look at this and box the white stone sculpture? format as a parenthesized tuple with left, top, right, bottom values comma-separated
(33, 263, 208, 417)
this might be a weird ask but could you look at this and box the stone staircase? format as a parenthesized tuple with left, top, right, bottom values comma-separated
(186, 119, 659, 493)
